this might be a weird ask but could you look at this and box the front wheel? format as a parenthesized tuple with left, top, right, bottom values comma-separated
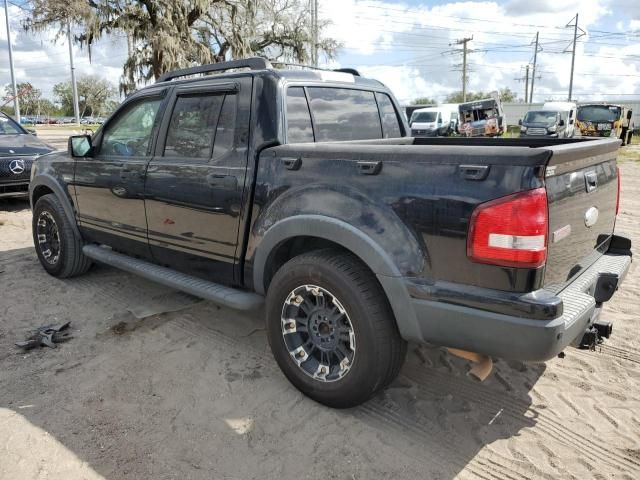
(266, 249, 407, 408)
(32, 194, 92, 278)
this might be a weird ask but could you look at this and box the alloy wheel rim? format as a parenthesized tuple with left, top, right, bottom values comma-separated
(280, 284, 356, 382)
(36, 211, 61, 265)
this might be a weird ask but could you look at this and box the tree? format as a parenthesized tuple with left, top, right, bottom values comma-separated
(413, 97, 436, 105)
(26, 0, 339, 94)
(444, 91, 488, 103)
(3, 82, 42, 116)
(497, 87, 517, 103)
(53, 75, 117, 117)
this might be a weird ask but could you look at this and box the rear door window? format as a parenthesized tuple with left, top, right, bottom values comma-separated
(286, 87, 314, 143)
(375, 93, 402, 138)
(306, 87, 382, 141)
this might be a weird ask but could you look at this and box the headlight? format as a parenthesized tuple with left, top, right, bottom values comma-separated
(548, 126, 557, 133)
(610, 129, 617, 137)
(520, 126, 527, 133)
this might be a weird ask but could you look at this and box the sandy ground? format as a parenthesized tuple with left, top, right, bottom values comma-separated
(1, 141, 640, 480)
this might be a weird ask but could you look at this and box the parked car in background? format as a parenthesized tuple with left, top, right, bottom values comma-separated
(409, 106, 455, 136)
(543, 102, 577, 137)
(519, 109, 569, 138)
(0, 112, 54, 199)
(458, 98, 505, 137)
(576, 103, 634, 145)
(29, 58, 631, 408)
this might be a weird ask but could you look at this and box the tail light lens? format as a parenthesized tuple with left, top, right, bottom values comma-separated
(468, 188, 548, 268)
(616, 166, 620, 215)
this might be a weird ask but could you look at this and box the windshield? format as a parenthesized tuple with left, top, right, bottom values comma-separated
(0, 114, 25, 135)
(577, 105, 621, 122)
(523, 111, 558, 126)
(411, 111, 438, 123)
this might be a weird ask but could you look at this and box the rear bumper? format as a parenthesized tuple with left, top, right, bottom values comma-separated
(390, 247, 631, 362)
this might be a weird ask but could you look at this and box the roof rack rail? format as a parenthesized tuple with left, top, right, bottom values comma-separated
(333, 68, 360, 76)
(270, 62, 360, 77)
(157, 57, 272, 82)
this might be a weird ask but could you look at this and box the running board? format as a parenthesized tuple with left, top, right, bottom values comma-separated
(82, 245, 264, 311)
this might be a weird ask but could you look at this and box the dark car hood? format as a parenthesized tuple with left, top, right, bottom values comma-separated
(0, 134, 55, 157)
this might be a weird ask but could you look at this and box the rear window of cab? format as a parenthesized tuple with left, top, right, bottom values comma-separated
(285, 86, 403, 143)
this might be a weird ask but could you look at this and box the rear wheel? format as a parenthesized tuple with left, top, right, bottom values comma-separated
(33, 194, 92, 278)
(266, 249, 407, 408)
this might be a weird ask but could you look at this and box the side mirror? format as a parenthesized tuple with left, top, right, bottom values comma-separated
(559, 119, 565, 127)
(27, 128, 37, 136)
(569, 119, 574, 125)
(628, 110, 633, 120)
(437, 118, 443, 124)
(68, 135, 93, 157)
(518, 119, 522, 126)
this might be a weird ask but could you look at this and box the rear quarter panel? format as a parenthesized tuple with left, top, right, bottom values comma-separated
(245, 142, 549, 293)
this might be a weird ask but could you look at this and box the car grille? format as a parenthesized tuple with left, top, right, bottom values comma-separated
(0, 157, 34, 181)
(526, 127, 547, 135)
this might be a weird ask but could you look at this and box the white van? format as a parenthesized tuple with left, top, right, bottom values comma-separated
(542, 102, 577, 137)
(409, 107, 455, 137)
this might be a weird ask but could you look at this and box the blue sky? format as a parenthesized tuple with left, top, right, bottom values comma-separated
(1, 0, 639, 106)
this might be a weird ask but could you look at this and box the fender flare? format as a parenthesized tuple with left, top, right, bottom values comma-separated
(253, 215, 421, 341)
(30, 174, 81, 238)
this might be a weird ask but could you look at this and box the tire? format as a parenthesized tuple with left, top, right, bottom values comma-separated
(265, 249, 407, 408)
(32, 194, 92, 278)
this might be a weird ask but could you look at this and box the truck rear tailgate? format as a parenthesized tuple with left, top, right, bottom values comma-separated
(543, 138, 620, 292)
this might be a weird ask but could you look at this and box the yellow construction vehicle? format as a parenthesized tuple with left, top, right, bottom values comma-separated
(576, 103, 634, 145)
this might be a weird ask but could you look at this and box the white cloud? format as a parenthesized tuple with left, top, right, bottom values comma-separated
(1, 0, 638, 109)
(0, 5, 126, 101)
(320, 0, 639, 104)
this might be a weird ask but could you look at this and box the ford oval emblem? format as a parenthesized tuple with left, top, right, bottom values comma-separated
(584, 207, 599, 227)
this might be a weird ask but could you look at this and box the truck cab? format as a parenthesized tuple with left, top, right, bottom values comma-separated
(409, 107, 453, 137)
(458, 98, 505, 137)
(577, 103, 634, 145)
(519, 109, 568, 138)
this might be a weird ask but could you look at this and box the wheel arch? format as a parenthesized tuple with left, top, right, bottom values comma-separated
(30, 175, 81, 237)
(253, 215, 421, 341)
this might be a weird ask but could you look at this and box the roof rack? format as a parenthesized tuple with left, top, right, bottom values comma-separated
(270, 61, 361, 77)
(157, 57, 362, 83)
(333, 68, 360, 76)
(157, 57, 272, 82)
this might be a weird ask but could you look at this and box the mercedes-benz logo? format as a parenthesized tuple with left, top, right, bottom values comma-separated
(9, 159, 25, 175)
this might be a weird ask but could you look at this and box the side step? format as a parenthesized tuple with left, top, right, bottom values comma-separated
(82, 245, 264, 311)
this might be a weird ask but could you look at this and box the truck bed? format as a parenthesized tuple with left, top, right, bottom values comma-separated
(254, 137, 621, 294)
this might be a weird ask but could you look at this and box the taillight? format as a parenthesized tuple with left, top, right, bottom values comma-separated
(616, 166, 620, 215)
(468, 188, 548, 268)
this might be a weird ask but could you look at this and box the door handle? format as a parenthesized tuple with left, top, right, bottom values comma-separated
(206, 174, 237, 189)
(357, 161, 382, 175)
(282, 157, 302, 170)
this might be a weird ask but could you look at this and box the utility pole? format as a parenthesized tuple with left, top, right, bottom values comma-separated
(4, 0, 20, 122)
(565, 13, 584, 101)
(67, 22, 80, 124)
(525, 65, 529, 103)
(310, 0, 318, 67)
(514, 65, 529, 103)
(529, 32, 541, 104)
(127, 33, 133, 58)
(451, 36, 473, 102)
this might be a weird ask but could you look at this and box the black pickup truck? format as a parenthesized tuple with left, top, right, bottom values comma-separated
(30, 58, 632, 408)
